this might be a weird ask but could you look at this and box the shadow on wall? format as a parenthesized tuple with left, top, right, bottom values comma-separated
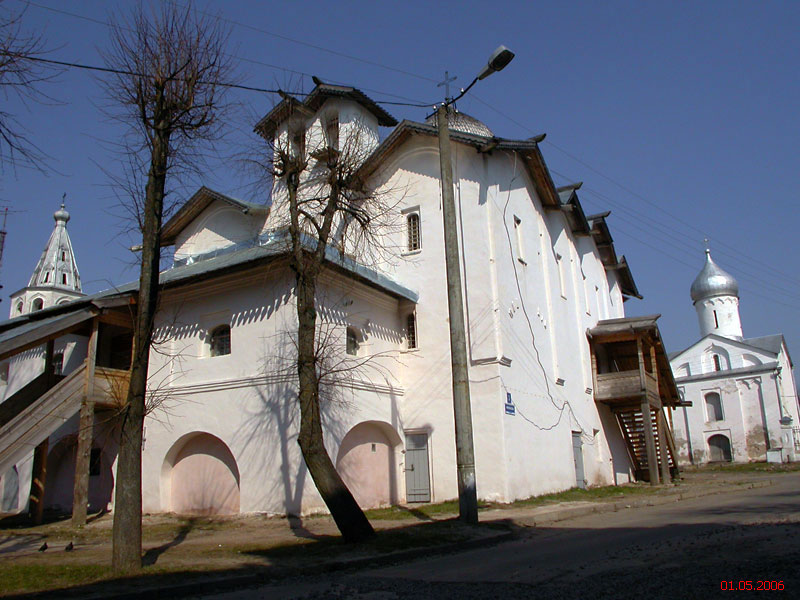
(234, 380, 309, 519)
(1, 466, 19, 512)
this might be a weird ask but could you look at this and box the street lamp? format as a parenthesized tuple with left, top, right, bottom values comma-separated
(436, 46, 514, 525)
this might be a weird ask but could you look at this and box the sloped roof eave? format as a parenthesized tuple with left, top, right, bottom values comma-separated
(161, 187, 269, 247)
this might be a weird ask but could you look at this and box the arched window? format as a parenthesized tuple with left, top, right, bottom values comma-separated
(346, 327, 360, 356)
(32, 298, 44, 312)
(406, 313, 417, 350)
(708, 434, 732, 462)
(15, 301, 23, 314)
(407, 213, 420, 252)
(713, 354, 722, 371)
(209, 325, 231, 357)
(705, 392, 723, 421)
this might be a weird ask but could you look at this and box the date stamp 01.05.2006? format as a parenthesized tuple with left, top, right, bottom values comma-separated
(720, 581, 784, 591)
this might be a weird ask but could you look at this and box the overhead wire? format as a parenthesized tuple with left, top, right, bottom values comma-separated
(165, 0, 440, 84)
(20, 0, 435, 108)
(545, 167, 800, 309)
(550, 174, 800, 304)
(466, 92, 800, 288)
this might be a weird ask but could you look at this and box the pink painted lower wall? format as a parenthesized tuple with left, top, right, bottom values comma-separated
(170, 434, 240, 515)
(336, 423, 396, 508)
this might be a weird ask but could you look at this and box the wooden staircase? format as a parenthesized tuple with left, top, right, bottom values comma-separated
(615, 407, 679, 482)
(0, 362, 87, 476)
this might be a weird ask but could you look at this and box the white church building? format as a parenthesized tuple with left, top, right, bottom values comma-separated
(669, 250, 800, 464)
(1, 83, 682, 519)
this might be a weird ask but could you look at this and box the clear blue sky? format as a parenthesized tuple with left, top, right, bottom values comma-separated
(1, 0, 798, 362)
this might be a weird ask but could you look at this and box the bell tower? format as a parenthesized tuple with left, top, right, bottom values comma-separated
(690, 248, 742, 340)
(8, 201, 84, 318)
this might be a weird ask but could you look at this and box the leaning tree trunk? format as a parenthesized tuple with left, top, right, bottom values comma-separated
(112, 127, 169, 572)
(294, 263, 375, 542)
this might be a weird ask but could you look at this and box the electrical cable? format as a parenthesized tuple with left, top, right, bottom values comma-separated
(465, 92, 800, 287)
(20, 0, 435, 108)
(492, 152, 596, 442)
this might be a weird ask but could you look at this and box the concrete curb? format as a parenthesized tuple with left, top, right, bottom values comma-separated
(7, 478, 779, 600)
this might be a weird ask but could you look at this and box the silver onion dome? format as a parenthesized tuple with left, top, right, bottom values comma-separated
(54, 202, 70, 224)
(690, 249, 738, 303)
(426, 109, 494, 137)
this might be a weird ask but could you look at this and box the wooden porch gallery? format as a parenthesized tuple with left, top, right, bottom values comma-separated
(0, 296, 135, 525)
(588, 315, 685, 484)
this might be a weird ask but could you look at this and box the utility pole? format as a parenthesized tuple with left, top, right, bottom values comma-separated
(436, 103, 478, 524)
(434, 47, 514, 524)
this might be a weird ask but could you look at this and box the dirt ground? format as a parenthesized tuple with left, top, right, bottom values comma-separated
(0, 465, 795, 597)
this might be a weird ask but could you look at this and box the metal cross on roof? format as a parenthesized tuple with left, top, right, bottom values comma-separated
(437, 71, 457, 101)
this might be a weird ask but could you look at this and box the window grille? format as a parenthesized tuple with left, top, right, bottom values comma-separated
(407, 313, 417, 349)
(346, 327, 359, 356)
(210, 325, 231, 357)
(407, 213, 420, 251)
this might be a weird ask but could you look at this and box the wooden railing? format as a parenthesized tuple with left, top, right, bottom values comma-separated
(92, 367, 130, 407)
(595, 370, 641, 402)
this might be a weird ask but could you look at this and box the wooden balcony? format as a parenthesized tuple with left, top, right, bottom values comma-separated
(594, 369, 658, 405)
(92, 367, 130, 407)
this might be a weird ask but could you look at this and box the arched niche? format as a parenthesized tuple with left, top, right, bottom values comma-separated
(162, 432, 240, 515)
(708, 434, 732, 462)
(335, 421, 402, 509)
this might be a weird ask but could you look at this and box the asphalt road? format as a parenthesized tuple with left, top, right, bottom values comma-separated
(198, 474, 800, 600)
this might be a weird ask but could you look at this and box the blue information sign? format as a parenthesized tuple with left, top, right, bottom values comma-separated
(504, 392, 515, 416)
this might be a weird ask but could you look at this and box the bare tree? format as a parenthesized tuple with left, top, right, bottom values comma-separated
(0, 0, 59, 171)
(251, 99, 401, 542)
(100, 3, 234, 572)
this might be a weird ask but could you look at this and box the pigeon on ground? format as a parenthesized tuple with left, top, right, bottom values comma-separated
(38, 542, 47, 552)
(65, 542, 74, 552)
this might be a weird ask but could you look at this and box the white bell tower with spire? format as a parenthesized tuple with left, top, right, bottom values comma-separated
(8, 200, 85, 318)
(690, 245, 742, 340)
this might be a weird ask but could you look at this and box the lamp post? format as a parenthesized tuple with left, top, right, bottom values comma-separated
(437, 46, 514, 524)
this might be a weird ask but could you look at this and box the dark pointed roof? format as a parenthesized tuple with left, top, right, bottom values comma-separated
(254, 83, 397, 139)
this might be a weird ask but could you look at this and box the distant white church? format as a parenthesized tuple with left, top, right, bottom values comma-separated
(669, 250, 800, 464)
(1, 83, 682, 519)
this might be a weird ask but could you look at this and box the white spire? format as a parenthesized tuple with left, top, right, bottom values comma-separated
(27, 201, 82, 293)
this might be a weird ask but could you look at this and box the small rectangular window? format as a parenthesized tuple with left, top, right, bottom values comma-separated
(326, 116, 339, 150)
(290, 127, 305, 158)
(407, 213, 421, 252)
(406, 313, 417, 350)
(713, 354, 722, 371)
(346, 327, 359, 356)
(52, 352, 64, 376)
